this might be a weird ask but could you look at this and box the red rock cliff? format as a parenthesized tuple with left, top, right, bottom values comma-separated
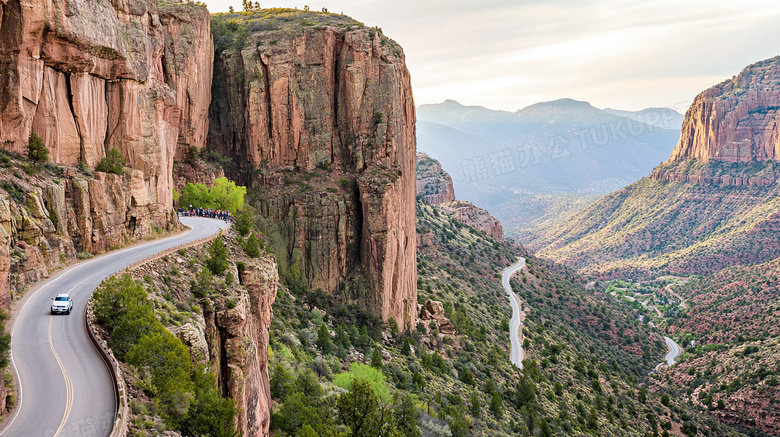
(416, 152, 455, 204)
(0, 0, 213, 210)
(209, 12, 417, 330)
(669, 56, 780, 163)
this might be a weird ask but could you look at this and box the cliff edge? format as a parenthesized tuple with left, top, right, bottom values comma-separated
(208, 10, 417, 329)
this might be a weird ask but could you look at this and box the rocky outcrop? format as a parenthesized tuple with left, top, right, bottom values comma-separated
(0, 0, 213, 212)
(209, 12, 417, 329)
(0, 164, 179, 307)
(416, 152, 454, 204)
(418, 300, 456, 335)
(651, 169, 777, 186)
(669, 56, 780, 163)
(203, 256, 278, 437)
(414, 153, 502, 239)
(438, 200, 503, 241)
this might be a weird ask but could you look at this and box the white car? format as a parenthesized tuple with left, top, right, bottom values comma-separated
(51, 294, 73, 315)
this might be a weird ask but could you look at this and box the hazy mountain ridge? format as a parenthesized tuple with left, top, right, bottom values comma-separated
(417, 99, 682, 238)
(532, 56, 780, 280)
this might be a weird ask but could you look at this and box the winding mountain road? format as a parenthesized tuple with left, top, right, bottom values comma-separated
(502, 258, 527, 370)
(0, 217, 228, 437)
(663, 336, 682, 367)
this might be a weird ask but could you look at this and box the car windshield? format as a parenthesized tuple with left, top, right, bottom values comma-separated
(55, 297, 68, 301)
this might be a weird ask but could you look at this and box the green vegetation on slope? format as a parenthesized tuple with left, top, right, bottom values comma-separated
(533, 160, 780, 279)
(652, 259, 780, 435)
(261, 198, 738, 436)
(211, 8, 399, 53)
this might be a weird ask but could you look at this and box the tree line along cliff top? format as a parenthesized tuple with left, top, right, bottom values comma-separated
(211, 8, 404, 53)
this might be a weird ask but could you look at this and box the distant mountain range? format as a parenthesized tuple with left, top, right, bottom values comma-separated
(416, 99, 683, 238)
(533, 56, 780, 281)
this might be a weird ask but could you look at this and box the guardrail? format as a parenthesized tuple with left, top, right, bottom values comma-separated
(85, 229, 222, 437)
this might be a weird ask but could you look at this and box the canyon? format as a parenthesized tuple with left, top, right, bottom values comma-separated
(533, 56, 780, 279)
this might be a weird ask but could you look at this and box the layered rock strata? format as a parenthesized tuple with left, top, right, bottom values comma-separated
(416, 152, 455, 204)
(209, 13, 417, 329)
(438, 200, 503, 241)
(0, 0, 213, 212)
(669, 56, 780, 163)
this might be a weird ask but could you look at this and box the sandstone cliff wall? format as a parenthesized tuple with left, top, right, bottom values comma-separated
(209, 14, 417, 329)
(669, 56, 780, 163)
(416, 152, 455, 204)
(0, 165, 179, 308)
(0, 0, 213, 211)
(438, 200, 503, 241)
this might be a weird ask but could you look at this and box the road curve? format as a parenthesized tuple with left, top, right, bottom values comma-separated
(0, 217, 228, 437)
(502, 258, 526, 369)
(663, 336, 682, 367)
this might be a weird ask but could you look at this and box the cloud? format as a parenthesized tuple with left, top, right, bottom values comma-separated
(202, 0, 780, 111)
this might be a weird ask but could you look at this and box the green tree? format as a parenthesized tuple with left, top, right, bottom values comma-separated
(516, 375, 536, 408)
(316, 323, 332, 354)
(336, 379, 395, 437)
(449, 405, 471, 437)
(333, 364, 391, 402)
(126, 330, 194, 421)
(489, 392, 503, 419)
(299, 424, 318, 437)
(296, 369, 323, 399)
(270, 362, 293, 400)
(660, 393, 670, 407)
(205, 235, 229, 275)
(392, 391, 420, 437)
(244, 233, 261, 257)
(459, 369, 474, 386)
(180, 183, 215, 209)
(469, 391, 481, 418)
(234, 208, 254, 236)
(96, 148, 125, 174)
(371, 348, 383, 369)
(27, 132, 49, 163)
(92, 274, 148, 329)
(275, 392, 323, 434)
(210, 177, 246, 213)
(180, 366, 238, 437)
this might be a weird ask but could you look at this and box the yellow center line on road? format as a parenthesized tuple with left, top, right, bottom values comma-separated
(48, 268, 105, 436)
(49, 316, 73, 437)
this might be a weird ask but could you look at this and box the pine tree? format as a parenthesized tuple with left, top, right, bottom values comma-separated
(205, 234, 229, 275)
(27, 132, 49, 163)
(316, 323, 332, 354)
(371, 348, 383, 369)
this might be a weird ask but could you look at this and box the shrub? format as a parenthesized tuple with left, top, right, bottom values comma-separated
(205, 235, 229, 275)
(96, 148, 125, 174)
(27, 133, 49, 163)
(333, 364, 391, 401)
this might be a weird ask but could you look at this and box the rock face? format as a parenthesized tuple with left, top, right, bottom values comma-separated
(438, 200, 503, 241)
(669, 56, 780, 163)
(418, 299, 456, 335)
(204, 256, 278, 437)
(0, 0, 213, 211)
(533, 56, 780, 279)
(414, 153, 502, 240)
(0, 165, 179, 307)
(209, 12, 417, 329)
(416, 152, 455, 204)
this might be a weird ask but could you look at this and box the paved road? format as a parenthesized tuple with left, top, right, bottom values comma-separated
(663, 336, 682, 367)
(0, 217, 228, 437)
(502, 258, 527, 370)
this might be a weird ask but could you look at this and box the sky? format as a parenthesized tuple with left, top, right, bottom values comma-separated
(202, 0, 780, 112)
